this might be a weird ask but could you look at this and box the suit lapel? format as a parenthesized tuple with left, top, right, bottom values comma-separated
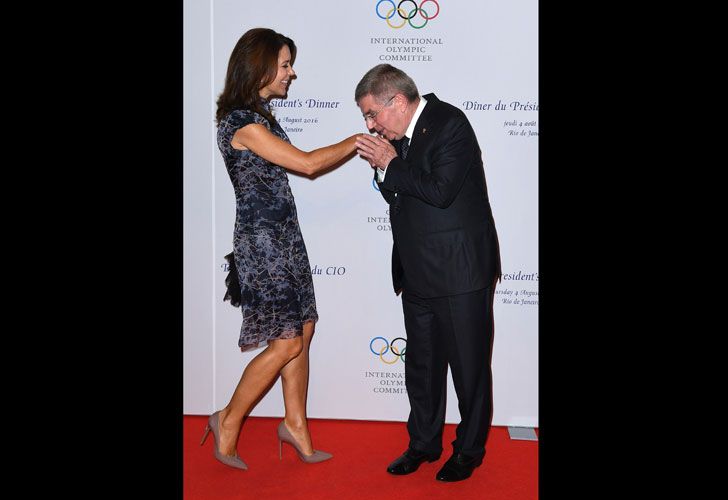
(406, 93, 438, 161)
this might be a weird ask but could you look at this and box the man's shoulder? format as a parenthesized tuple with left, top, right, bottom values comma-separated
(422, 93, 467, 126)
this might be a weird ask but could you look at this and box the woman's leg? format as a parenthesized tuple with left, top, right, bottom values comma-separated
(216, 336, 304, 456)
(279, 320, 316, 455)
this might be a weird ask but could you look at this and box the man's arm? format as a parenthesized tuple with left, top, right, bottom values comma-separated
(375, 168, 398, 204)
(382, 116, 476, 209)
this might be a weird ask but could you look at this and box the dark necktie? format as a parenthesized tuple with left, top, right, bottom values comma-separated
(400, 136, 410, 159)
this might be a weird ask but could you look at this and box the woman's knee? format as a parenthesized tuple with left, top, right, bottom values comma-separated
(271, 336, 303, 362)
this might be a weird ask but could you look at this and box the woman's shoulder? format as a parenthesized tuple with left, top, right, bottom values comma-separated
(221, 108, 267, 127)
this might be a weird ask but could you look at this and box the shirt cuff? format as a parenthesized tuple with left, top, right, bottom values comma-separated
(376, 167, 387, 183)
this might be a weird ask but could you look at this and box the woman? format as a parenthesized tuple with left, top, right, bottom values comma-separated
(200, 28, 361, 470)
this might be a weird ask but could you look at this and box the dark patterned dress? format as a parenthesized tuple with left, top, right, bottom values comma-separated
(217, 103, 318, 351)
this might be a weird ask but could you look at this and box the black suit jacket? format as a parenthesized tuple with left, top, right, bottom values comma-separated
(377, 93, 501, 298)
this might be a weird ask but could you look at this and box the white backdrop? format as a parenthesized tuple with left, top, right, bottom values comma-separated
(184, 0, 538, 427)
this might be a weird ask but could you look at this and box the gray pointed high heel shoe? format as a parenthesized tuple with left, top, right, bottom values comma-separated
(200, 411, 248, 470)
(277, 421, 332, 463)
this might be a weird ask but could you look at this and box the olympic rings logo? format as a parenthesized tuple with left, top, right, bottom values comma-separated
(375, 0, 440, 29)
(370, 336, 407, 364)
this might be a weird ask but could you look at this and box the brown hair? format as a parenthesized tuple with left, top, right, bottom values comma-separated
(215, 28, 297, 125)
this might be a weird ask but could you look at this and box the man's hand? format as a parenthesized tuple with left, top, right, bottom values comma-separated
(356, 134, 398, 170)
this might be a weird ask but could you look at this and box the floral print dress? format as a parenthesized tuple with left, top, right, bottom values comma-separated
(217, 103, 318, 351)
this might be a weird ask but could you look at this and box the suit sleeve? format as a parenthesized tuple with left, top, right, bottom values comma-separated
(380, 115, 475, 209)
(374, 168, 397, 204)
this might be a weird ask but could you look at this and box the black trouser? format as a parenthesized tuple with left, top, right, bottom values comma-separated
(402, 286, 494, 459)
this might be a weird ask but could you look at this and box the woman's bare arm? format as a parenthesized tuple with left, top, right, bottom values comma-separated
(232, 124, 361, 176)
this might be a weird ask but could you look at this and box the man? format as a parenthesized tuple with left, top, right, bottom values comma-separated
(355, 64, 501, 483)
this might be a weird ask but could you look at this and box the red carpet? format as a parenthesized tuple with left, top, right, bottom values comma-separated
(184, 416, 537, 499)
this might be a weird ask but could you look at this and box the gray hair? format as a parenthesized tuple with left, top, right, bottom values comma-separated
(355, 64, 419, 104)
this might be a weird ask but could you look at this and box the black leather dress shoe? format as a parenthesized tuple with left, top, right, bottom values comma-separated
(435, 453, 483, 482)
(386, 448, 441, 475)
